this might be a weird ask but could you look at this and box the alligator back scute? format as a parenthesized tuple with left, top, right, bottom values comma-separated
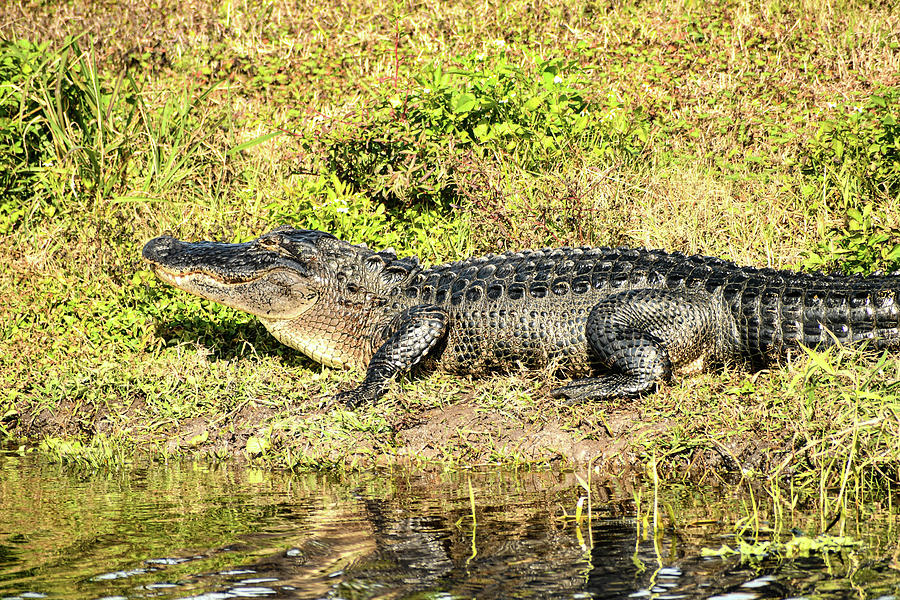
(779, 286, 804, 345)
(400, 247, 900, 368)
(769, 276, 900, 353)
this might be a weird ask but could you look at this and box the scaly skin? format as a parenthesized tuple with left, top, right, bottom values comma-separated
(142, 226, 900, 407)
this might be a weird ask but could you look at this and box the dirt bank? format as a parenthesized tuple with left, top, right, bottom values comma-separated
(10, 368, 785, 477)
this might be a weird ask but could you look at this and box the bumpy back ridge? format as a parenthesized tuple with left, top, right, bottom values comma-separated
(311, 233, 422, 295)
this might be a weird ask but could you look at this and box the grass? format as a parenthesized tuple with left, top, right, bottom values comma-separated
(1, 0, 900, 513)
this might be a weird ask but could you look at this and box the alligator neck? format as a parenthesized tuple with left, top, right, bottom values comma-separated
(259, 293, 401, 369)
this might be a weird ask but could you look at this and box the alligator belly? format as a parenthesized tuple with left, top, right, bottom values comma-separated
(433, 306, 594, 374)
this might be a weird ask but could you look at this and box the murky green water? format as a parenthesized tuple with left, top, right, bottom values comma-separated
(1, 449, 898, 600)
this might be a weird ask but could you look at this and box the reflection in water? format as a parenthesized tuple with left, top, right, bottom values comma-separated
(0, 450, 898, 600)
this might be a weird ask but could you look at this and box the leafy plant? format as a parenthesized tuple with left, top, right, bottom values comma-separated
(801, 88, 900, 273)
(267, 173, 471, 262)
(0, 39, 57, 232)
(131, 81, 226, 197)
(803, 89, 900, 205)
(307, 44, 650, 208)
(0, 37, 141, 233)
(802, 203, 900, 274)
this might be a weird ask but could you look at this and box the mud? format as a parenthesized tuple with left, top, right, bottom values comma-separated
(12, 389, 781, 477)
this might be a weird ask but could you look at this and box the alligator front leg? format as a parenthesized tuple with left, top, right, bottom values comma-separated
(336, 305, 449, 408)
(552, 289, 722, 402)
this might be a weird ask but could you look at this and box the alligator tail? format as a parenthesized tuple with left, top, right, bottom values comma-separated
(729, 273, 900, 363)
(786, 276, 900, 352)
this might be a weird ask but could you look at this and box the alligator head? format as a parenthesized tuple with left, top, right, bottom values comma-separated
(142, 226, 421, 368)
(141, 226, 338, 319)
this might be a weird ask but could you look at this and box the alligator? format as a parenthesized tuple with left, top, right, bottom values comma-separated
(142, 226, 900, 407)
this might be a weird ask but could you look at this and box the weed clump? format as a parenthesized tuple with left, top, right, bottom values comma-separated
(304, 45, 649, 210)
(800, 89, 900, 274)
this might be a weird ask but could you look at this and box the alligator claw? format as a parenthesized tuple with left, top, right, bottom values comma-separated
(334, 387, 376, 409)
(551, 375, 657, 403)
(333, 390, 362, 409)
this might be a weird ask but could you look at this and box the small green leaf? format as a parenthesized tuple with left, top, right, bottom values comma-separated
(523, 96, 542, 112)
(245, 436, 270, 456)
(188, 430, 209, 446)
(453, 93, 477, 114)
(542, 71, 557, 88)
(885, 244, 900, 262)
(227, 131, 281, 156)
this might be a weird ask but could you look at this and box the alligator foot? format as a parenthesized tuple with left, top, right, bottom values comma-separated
(334, 386, 378, 409)
(550, 376, 658, 403)
(561, 288, 720, 402)
(338, 305, 449, 408)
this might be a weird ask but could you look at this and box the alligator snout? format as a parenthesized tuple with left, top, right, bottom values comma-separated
(140, 233, 301, 281)
(142, 236, 178, 263)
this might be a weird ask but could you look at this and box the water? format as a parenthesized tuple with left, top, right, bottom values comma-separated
(1, 450, 898, 600)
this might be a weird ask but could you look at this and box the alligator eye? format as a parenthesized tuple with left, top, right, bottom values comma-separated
(258, 236, 281, 249)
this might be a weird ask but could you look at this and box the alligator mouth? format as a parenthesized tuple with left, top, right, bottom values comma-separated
(147, 263, 282, 286)
(149, 266, 277, 287)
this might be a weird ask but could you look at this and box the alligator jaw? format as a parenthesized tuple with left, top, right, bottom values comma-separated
(142, 235, 318, 319)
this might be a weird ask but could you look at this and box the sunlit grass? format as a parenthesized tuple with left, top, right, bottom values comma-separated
(0, 0, 899, 520)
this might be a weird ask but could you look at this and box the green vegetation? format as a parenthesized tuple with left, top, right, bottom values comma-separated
(2, 0, 900, 512)
(702, 534, 861, 560)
